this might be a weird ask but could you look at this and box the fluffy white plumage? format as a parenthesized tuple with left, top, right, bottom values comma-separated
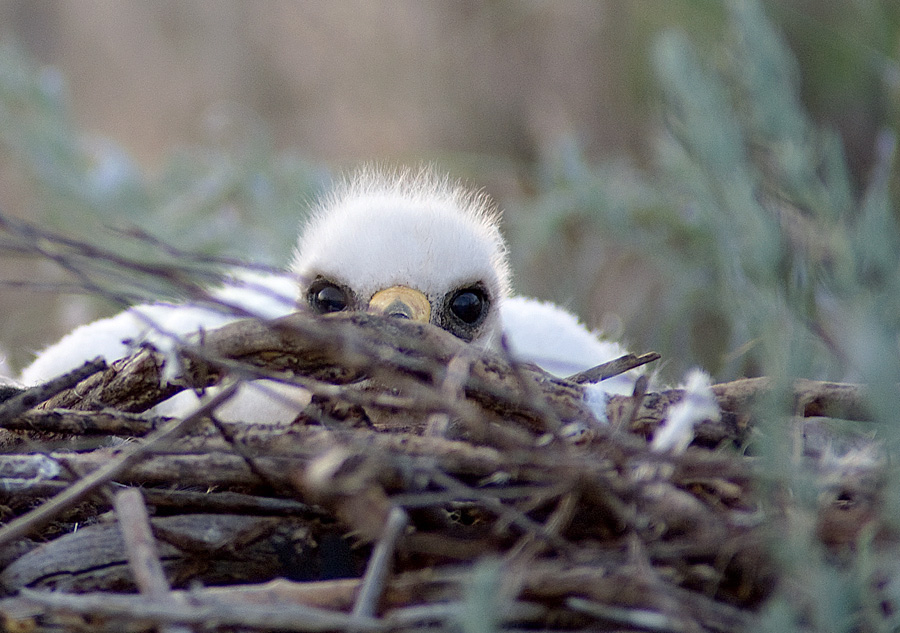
(19, 272, 297, 387)
(295, 171, 510, 325)
(17, 168, 639, 423)
(500, 297, 635, 394)
(0, 350, 17, 389)
(650, 369, 718, 453)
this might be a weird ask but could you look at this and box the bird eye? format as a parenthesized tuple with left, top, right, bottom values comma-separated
(308, 281, 351, 314)
(449, 287, 486, 325)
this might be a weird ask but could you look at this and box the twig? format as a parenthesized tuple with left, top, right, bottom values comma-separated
(567, 352, 661, 385)
(385, 600, 546, 628)
(711, 377, 874, 421)
(19, 587, 384, 631)
(428, 470, 573, 554)
(148, 487, 327, 516)
(0, 383, 238, 549)
(33, 312, 600, 437)
(504, 491, 579, 567)
(425, 353, 472, 438)
(114, 488, 191, 633)
(114, 488, 173, 596)
(0, 279, 98, 293)
(0, 358, 107, 425)
(389, 484, 565, 508)
(567, 598, 689, 633)
(205, 411, 289, 493)
(353, 506, 409, 620)
(625, 374, 651, 431)
(1, 408, 165, 436)
(0, 385, 22, 403)
(109, 223, 300, 275)
(0, 211, 229, 306)
(496, 333, 565, 437)
(0, 477, 326, 517)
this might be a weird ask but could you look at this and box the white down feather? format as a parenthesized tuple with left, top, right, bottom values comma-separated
(18, 169, 642, 424)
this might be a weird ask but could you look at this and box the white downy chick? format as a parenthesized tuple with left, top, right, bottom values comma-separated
(18, 168, 641, 424)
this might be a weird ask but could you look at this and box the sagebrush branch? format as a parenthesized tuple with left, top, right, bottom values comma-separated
(34, 312, 602, 436)
(23, 311, 873, 442)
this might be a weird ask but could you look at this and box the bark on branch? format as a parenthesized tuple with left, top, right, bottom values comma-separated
(35, 312, 601, 436)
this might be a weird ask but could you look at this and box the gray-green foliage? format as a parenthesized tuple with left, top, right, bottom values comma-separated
(659, 0, 899, 404)
(511, 2, 900, 629)
(513, 0, 899, 394)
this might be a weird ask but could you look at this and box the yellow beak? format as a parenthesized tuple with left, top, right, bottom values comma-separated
(368, 286, 431, 323)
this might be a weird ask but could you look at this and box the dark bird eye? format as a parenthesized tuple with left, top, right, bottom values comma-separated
(449, 288, 486, 325)
(309, 282, 350, 314)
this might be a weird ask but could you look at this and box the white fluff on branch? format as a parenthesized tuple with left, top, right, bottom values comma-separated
(651, 369, 719, 453)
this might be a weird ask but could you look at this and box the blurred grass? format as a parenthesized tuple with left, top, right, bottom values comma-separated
(513, 1, 899, 386)
(513, 2, 900, 629)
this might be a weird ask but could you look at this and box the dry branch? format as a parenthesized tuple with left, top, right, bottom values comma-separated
(1, 408, 164, 436)
(32, 312, 600, 437)
(0, 310, 889, 633)
(353, 507, 409, 619)
(0, 358, 108, 448)
(0, 358, 107, 425)
(567, 351, 661, 384)
(0, 384, 239, 548)
(16, 587, 383, 631)
(113, 488, 176, 597)
(23, 312, 875, 446)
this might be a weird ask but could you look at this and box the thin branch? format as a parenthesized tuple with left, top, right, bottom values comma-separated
(113, 488, 191, 633)
(353, 506, 409, 619)
(114, 488, 173, 597)
(567, 352, 662, 385)
(0, 383, 238, 549)
(0, 358, 107, 425)
(32, 312, 600, 436)
(1, 408, 164, 436)
(19, 587, 385, 632)
(428, 470, 574, 554)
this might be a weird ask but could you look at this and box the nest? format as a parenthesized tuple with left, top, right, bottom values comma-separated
(0, 312, 885, 632)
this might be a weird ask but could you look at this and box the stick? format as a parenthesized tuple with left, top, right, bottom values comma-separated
(353, 507, 409, 619)
(0, 383, 238, 549)
(114, 488, 173, 597)
(19, 588, 384, 631)
(567, 352, 661, 385)
(0, 358, 107, 424)
(34, 312, 600, 431)
(0, 409, 164, 436)
(114, 488, 191, 633)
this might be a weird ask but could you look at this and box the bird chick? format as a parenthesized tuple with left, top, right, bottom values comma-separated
(293, 169, 510, 346)
(17, 168, 637, 423)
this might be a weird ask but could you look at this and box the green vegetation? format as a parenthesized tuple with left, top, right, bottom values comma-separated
(514, 1, 899, 388)
(510, 2, 900, 629)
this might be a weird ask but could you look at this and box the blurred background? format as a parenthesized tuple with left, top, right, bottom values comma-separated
(0, 0, 898, 385)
